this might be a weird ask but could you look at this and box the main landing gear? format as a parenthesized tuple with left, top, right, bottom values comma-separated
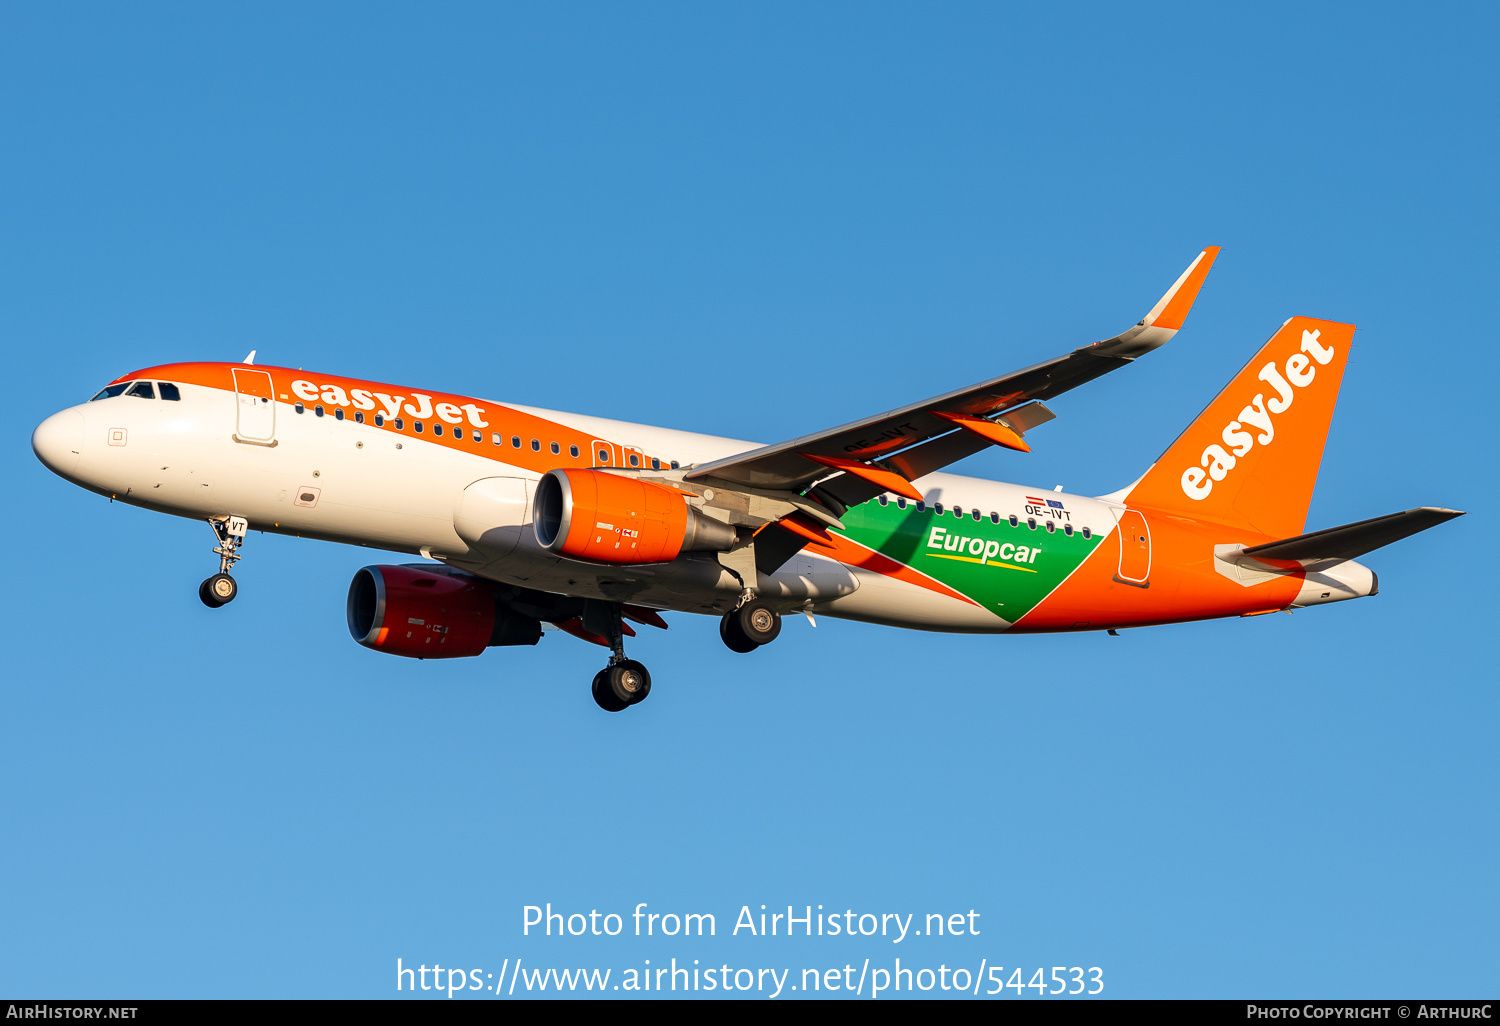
(584, 599, 652, 713)
(199, 516, 248, 608)
(719, 598, 782, 653)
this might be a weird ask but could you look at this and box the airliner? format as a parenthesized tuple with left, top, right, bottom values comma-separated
(31, 248, 1462, 711)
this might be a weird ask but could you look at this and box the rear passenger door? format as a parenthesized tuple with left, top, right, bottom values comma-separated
(1114, 509, 1151, 587)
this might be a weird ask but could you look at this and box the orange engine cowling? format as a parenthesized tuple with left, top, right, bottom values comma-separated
(533, 469, 737, 565)
(346, 564, 499, 659)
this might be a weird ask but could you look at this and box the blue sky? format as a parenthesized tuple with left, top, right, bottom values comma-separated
(2, 2, 1495, 999)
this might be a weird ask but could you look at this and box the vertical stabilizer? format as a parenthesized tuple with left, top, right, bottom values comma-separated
(1124, 316, 1354, 538)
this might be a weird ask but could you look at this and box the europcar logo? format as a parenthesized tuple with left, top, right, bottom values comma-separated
(1179, 329, 1337, 501)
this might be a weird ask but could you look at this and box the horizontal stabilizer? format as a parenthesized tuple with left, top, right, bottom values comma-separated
(1242, 507, 1465, 564)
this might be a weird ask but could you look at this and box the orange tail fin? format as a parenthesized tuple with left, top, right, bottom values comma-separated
(1125, 316, 1355, 538)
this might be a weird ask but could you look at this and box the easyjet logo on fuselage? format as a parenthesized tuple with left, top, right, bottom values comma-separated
(289, 379, 490, 429)
(1179, 330, 1337, 501)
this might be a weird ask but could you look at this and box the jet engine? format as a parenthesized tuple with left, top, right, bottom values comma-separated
(346, 564, 541, 658)
(532, 469, 736, 564)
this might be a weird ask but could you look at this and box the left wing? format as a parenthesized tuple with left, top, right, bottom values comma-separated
(685, 247, 1219, 510)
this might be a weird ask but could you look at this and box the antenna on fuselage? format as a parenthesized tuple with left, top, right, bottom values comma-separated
(243, 350, 256, 365)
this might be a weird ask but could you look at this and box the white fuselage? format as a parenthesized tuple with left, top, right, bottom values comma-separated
(34, 377, 1124, 631)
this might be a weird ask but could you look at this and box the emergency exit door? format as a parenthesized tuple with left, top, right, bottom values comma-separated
(232, 368, 276, 444)
(1114, 509, 1151, 587)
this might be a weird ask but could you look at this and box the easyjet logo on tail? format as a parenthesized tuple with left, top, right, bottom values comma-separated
(1180, 330, 1337, 501)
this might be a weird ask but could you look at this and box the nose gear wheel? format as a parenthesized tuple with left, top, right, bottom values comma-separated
(199, 573, 238, 608)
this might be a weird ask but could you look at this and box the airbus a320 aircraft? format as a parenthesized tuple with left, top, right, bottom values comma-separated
(32, 249, 1462, 711)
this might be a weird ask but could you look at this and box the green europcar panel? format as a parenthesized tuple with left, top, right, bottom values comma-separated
(836, 502, 1104, 620)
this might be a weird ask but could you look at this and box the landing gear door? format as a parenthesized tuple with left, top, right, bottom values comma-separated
(232, 369, 276, 445)
(1114, 509, 1151, 587)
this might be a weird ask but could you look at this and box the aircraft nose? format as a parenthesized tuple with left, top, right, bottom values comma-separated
(32, 408, 84, 478)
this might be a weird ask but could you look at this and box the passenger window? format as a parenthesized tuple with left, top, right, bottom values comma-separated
(569, 444, 579, 458)
(1027, 518, 1037, 530)
(916, 502, 926, 512)
(433, 423, 443, 436)
(295, 402, 305, 414)
(878, 495, 888, 505)
(414, 422, 423, 433)
(1045, 521, 1055, 533)
(1082, 527, 1092, 540)
(315, 405, 325, 417)
(531, 439, 540, 452)
(335, 408, 345, 421)
(597, 448, 610, 463)
(670, 461, 679, 470)
(512, 436, 521, 448)
(126, 381, 155, 399)
(375, 415, 384, 426)
(1064, 523, 1073, 536)
(89, 383, 130, 401)
(650, 457, 660, 470)
(953, 506, 964, 518)
(158, 382, 181, 401)
(896, 498, 907, 509)
(395, 418, 404, 430)
(628, 453, 639, 467)
(354, 411, 364, 424)
(552, 442, 561, 455)
(1009, 515, 1019, 527)
(492, 433, 502, 445)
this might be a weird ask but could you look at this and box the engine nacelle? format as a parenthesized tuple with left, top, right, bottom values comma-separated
(533, 469, 736, 565)
(346, 564, 540, 659)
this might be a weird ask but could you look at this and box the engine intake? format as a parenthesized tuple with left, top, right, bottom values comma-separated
(533, 469, 736, 565)
(347, 564, 541, 659)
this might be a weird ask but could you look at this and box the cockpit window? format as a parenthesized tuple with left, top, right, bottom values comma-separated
(158, 382, 181, 401)
(89, 383, 130, 401)
(125, 381, 155, 399)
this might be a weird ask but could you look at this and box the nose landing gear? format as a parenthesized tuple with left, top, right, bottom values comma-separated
(199, 516, 248, 608)
(584, 599, 653, 712)
(720, 598, 782, 652)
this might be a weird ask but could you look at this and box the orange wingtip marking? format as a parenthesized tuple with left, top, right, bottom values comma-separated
(799, 453, 923, 501)
(1150, 246, 1220, 330)
(931, 411, 1030, 453)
